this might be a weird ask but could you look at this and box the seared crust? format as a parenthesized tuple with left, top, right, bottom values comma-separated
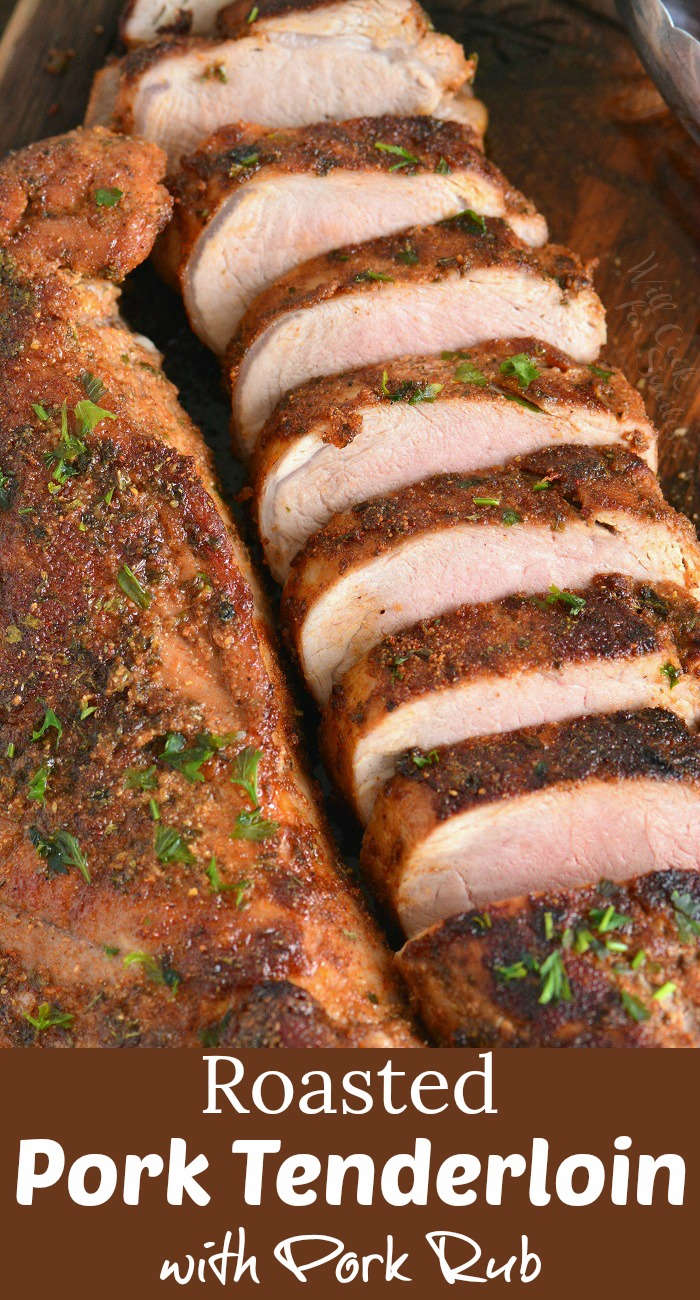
(385, 709, 700, 816)
(166, 116, 530, 275)
(397, 871, 700, 1047)
(0, 126, 171, 279)
(252, 339, 653, 489)
(281, 444, 700, 636)
(322, 577, 700, 807)
(227, 217, 599, 383)
(0, 131, 415, 1049)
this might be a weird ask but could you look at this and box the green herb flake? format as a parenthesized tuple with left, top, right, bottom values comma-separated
(124, 765, 157, 791)
(499, 353, 540, 389)
(630, 950, 646, 970)
(117, 563, 151, 610)
(670, 889, 700, 943)
(6, 742, 15, 758)
(74, 398, 115, 436)
(661, 661, 681, 689)
(496, 960, 529, 982)
(28, 763, 50, 805)
(95, 187, 123, 208)
(620, 990, 650, 1023)
(589, 363, 613, 381)
(461, 208, 487, 234)
(247, 4, 258, 19)
(79, 704, 97, 721)
(652, 981, 676, 1001)
(355, 269, 394, 283)
(32, 707, 62, 744)
(454, 358, 488, 386)
(411, 749, 439, 769)
(374, 140, 420, 171)
(228, 152, 259, 175)
(102, 944, 120, 958)
(590, 904, 629, 934)
(32, 402, 49, 421)
(154, 824, 196, 866)
(473, 496, 500, 507)
(395, 243, 419, 265)
(79, 371, 105, 403)
(532, 479, 551, 491)
(545, 585, 586, 615)
(232, 809, 278, 842)
(160, 730, 238, 783)
(23, 1003, 73, 1034)
(435, 157, 450, 174)
(381, 376, 443, 404)
(502, 508, 522, 526)
(29, 827, 90, 883)
(230, 745, 263, 806)
(123, 951, 180, 997)
(543, 911, 554, 940)
(149, 798, 160, 822)
(538, 950, 572, 1005)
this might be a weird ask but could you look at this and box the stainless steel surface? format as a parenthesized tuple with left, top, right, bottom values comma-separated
(617, 1, 700, 142)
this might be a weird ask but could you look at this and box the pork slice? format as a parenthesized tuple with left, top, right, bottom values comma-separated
(396, 871, 700, 1046)
(121, 0, 225, 43)
(281, 445, 700, 702)
(254, 340, 654, 581)
(229, 218, 606, 451)
(362, 709, 700, 936)
(323, 576, 700, 821)
(88, 0, 477, 166)
(163, 117, 544, 353)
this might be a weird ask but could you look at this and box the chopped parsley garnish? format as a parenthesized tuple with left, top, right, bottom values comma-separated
(355, 269, 394, 283)
(230, 746, 262, 806)
(502, 508, 522, 526)
(159, 730, 237, 783)
(95, 187, 123, 208)
(653, 981, 676, 1001)
(395, 243, 419, 265)
(79, 371, 105, 403)
(29, 827, 90, 883)
(630, 949, 646, 970)
(670, 889, 700, 943)
(411, 749, 439, 769)
(154, 824, 196, 866)
(28, 763, 50, 805)
(125, 765, 157, 791)
(202, 61, 228, 82)
(232, 809, 278, 842)
(454, 358, 487, 386)
(32, 707, 62, 744)
(458, 208, 487, 234)
(532, 479, 551, 491)
(537, 949, 572, 1005)
(32, 402, 49, 421)
(80, 704, 97, 720)
(117, 563, 151, 610)
(589, 363, 613, 381)
(545, 585, 586, 615)
(102, 944, 120, 958)
(435, 157, 450, 174)
(0, 465, 12, 509)
(589, 904, 629, 933)
(228, 152, 259, 174)
(496, 959, 530, 981)
(374, 140, 420, 171)
(499, 353, 540, 389)
(500, 391, 542, 412)
(544, 912, 554, 940)
(123, 951, 181, 996)
(620, 990, 650, 1023)
(74, 398, 115, 435)
(473, 496, 500, 507)
(23, 1003, 73, 1034)
(247, 4, 259, 20)
(149, 798, 160, 822)
(660, 661, 681, 689)
(380, 372, 442, 403)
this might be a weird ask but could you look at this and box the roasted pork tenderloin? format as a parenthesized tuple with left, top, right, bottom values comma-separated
(0, 127, 415, 1048)
(162, 118, 546, 354)
(362, 709, 700, 936)
(323, 575, 700, 821)
(229, 218, 606, 452)
(397, 871, 700, 1046)
(89, 0, 481, 167)
(282, 445, 700, 702)
(254, 341, 655, 581)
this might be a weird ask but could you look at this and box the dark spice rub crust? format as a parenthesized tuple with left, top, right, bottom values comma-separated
(397, 871, 700, 1047)
(322, 576, 700, 805)
(227, 216, 599, 381)
(0, 129, 415, 1049)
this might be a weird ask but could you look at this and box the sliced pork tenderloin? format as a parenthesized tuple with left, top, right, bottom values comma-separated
(121, 0, 225, 43)
(162, 118, 545, 354)
(88, 0, 478, 166)
(281, 445, 700, 702)
(397, 871, 700, 1046)
(323, 576, 700, 821)
(362, 709, 700, 936)
(254, 341, 654, 581)
(229, 218, 606, 452)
